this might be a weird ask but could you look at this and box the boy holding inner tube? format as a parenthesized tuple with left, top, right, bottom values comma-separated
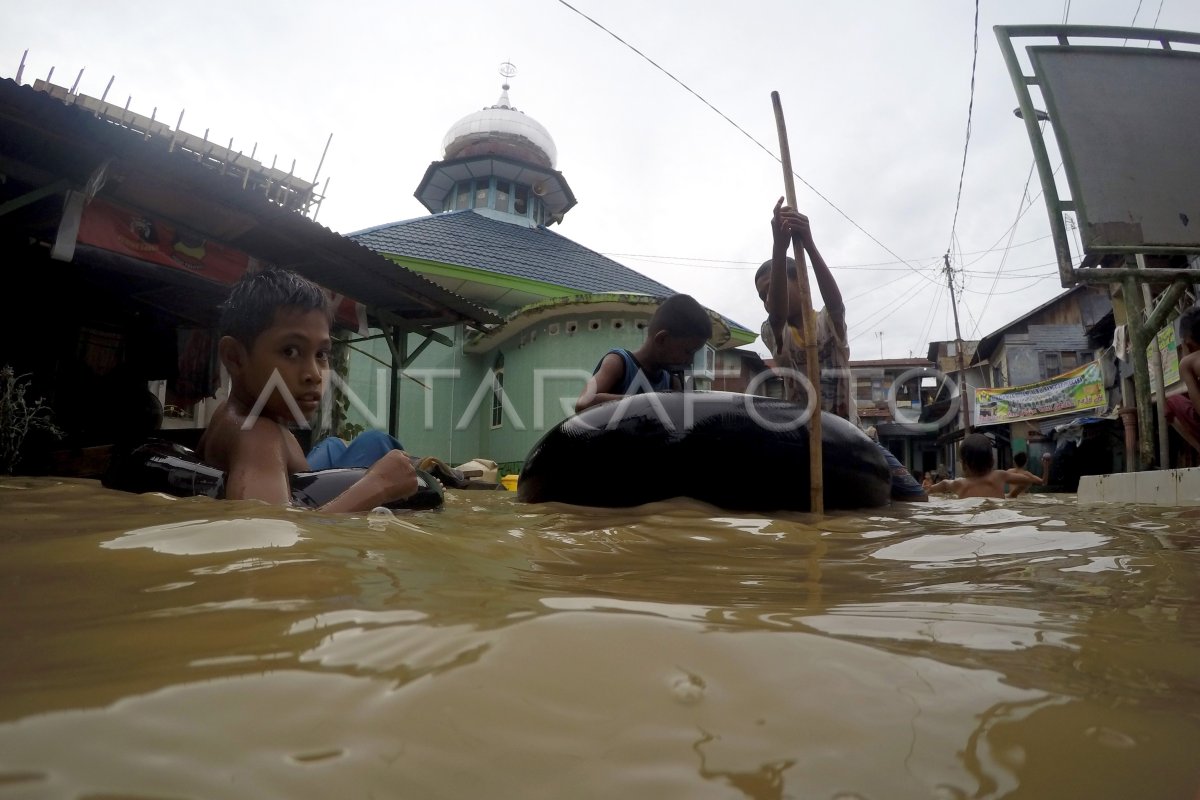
(200, 268, 418, 510)
(575, 293, 712, 413)
(758, 198, 928, 502)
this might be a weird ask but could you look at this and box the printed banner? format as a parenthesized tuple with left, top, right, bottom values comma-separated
(76, 199, 367, 334)
(974, 361, 1106, 427)
(1148, 323, 1180, 386)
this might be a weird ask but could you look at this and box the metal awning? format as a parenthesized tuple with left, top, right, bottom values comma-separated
(0, 79, 501, 331)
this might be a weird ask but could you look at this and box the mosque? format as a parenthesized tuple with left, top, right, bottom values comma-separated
(343, 69, 759, 473)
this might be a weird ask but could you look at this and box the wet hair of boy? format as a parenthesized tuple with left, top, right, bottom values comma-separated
(648, 294, 712, 340)
(961, 433, 995, 474)
(1180, 306, 1200, 345)
(754, 256, 800, 285)
(1013, 451, 1028, 468)
(219, 268, 331, 347)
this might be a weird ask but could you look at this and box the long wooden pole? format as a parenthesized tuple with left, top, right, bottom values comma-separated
(771, 91, 824, 514)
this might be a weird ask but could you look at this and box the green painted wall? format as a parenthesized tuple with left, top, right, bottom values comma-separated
(345, 310, 666, 469)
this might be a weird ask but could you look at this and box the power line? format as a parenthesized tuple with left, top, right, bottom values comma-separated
(1146, 0, 1166, 46)
(945, 0, 982, 257)
(843, 261, 942, 303)
(1123, 0, 1146, 45)
(553, 0, 938, 286)
(601, 233, 1053, 272)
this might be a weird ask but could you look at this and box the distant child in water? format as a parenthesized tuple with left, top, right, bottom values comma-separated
(930, 433, 1045, 499)
(575, 294, 712, 413)
(1005, 451, 1050, 498)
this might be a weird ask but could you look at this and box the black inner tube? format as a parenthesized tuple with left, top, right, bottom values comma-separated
(103, 440, 444, 511)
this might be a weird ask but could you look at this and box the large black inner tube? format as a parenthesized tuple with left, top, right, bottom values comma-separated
(518, 391, 890, 511)
(103, 440, 444, 511)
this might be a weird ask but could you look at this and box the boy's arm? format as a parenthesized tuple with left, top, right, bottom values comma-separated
(765, 198, 797, 346)
(793, 214, 844, 324)
(1000, 468, 1044, 486)
(224, 419, 417, 512)
(575, 353, 628, 413)
(224, 421, 294, 504)
(929, 479, 957, 494)
(318, 450, 417, 513)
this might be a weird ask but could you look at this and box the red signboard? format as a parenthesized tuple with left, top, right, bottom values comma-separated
(75, 199, 367, 334)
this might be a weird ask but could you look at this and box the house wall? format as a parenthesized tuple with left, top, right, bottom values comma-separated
(346, 310, 662, 471)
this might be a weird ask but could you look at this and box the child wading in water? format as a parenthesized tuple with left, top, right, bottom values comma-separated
(930, 433, 1046, 499)
(200, 268, 417, 510)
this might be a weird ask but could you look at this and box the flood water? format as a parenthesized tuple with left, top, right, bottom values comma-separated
(0, 478, 1197, 800)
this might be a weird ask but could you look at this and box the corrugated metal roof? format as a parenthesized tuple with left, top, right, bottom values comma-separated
(0, 79, 499, 329)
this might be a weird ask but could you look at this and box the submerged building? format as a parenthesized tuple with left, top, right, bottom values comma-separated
(344, 74, 753, 473)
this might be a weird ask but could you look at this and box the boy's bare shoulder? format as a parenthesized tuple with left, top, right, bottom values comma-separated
(202, 401, 288, 470)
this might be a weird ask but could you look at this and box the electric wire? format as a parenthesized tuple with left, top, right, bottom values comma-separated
(1124, 0, 1146, 45)
(554, 0, 938, 285)
(600, 233, 1053, 272)
(945, 0, 982, 258)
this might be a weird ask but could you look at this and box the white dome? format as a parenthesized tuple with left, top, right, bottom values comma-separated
(441, 89, 558, 168)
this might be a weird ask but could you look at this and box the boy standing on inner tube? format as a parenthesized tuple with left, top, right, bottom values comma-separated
(758, 198, 928, 502)
(199, 268, 418, 510)
(575, 294, 712, 413)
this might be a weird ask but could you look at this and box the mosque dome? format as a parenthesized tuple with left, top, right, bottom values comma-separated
(415, 65, 576, 225)
(441, 84, 558, 169)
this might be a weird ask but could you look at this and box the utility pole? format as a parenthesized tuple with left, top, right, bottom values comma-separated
(944, 253, 971, 439)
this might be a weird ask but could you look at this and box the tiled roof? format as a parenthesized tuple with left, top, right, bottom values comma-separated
(350, 210, 675, 296)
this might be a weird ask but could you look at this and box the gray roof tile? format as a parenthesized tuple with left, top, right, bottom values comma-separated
(350, 210, 753, 334)
(350, 210, 674, 296)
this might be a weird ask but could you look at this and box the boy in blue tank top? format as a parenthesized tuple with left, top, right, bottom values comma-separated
(575, 294, 712, 413)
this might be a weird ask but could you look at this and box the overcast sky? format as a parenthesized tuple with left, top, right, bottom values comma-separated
(5, 0, 1197, 360)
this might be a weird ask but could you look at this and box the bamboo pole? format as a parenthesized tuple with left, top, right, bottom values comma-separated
(771, 91, 824, 514)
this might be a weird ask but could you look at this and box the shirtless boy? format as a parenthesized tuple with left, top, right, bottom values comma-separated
(200, 268, 417, 510)
(930, 433, 1045, 499)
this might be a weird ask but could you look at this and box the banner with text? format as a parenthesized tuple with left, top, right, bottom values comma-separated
(974, 361, 1106, 426)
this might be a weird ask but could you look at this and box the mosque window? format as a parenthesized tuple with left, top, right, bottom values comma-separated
(455, 184, 470, 210)
(513, 184, 529, 215)
(474, 180, 489, 208)
(495, 180, 510, 212)
(491, 368, 504, 428)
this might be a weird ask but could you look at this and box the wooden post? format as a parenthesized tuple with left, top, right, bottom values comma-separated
(771, 91, 824, 514)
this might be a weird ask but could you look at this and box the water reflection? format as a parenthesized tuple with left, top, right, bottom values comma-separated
(0, 478, 1198, 799)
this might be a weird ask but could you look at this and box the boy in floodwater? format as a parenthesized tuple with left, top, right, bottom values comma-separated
(1165, 306, 1200, 455)
(1005, 451, 1052, 498)
(759, 198, 927, 502)
(930, 433, 1045, 499)
(575, 293, 712, 413)
(200, 268, 417, 510)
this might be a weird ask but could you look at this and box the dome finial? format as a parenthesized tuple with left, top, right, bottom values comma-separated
(497, 61, 517, 108)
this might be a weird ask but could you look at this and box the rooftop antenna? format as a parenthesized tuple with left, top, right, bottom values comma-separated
(15, 49, 26, 84)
